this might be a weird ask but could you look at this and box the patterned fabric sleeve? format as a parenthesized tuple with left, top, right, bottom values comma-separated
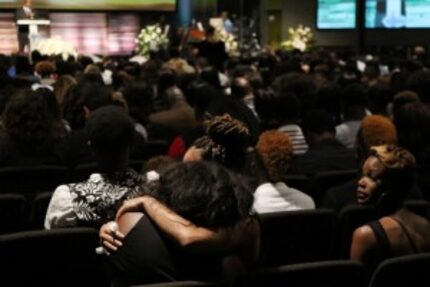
(44, 185, 78, 229)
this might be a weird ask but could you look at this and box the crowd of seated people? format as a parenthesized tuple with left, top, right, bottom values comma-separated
(1, 39, 430, 285)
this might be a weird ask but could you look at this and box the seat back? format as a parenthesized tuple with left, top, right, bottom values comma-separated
(72, 162, 99, 182)
(29, 192, 53, 229)
(282, 174, 310, 194)
(0, 165, 70, 196)
(369, 253, 430, 287)
(240, 260, 366, 287)
(404, 200, 430, 219)
(0, 194, 27, 234)
(337, 205, 377, 258)
(259, 209, 337, 267)
(309, 169, 358, 206)
(0, 228, 111, 287)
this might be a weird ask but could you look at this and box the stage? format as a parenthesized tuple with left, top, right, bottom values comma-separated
(0, 11, 142, 56)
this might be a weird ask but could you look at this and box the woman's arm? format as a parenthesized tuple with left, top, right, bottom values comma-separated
(350, 225, 377, 262)
(116, 196, 260, 260)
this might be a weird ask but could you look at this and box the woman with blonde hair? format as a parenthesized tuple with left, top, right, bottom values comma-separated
(351, 145, 430, 271)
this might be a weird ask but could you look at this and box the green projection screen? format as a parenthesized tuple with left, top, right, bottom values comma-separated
(0, 0, 176, 11)
(317, 0, 356, 29)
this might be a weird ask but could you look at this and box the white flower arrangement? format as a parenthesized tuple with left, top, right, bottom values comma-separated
(135, 24, 169, 57)
(34, 38, 77, 60)
(215, 29, 239, 57)
(281, 25, 315, 52)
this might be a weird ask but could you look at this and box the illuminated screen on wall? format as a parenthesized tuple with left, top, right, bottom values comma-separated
(0, 0, 176, 11)
(317, 0, 356, 29)
(366, 0, 430, 28)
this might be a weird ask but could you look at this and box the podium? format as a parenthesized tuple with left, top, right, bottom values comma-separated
(17, 19, 51, 51)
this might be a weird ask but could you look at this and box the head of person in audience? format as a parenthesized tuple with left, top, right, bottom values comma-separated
(340, 83, 367, 121)
(253, 130, 294, 183)
(253, 88, 279, 129)
(53, 75, 77, 106)
(367, 83, 393, 116)
(86, 106, 135, 173)
(3, 88, 61, 153)
(35, 61, 56, 80)
(302, 109, 337, 147)
(122, 81, 154, 125)
(408, 70, 430, 104)
(231, 76, 253, 101)
(183, 114, 251, 171)
(357, 145, 416, 215)
(186, 80, 220, 122)
(152, 161, 254, 228)
(272, 91, 301, 126)
(356, 115, 398, 163)
(62, 83, 113, 130)
(23, 0, 32, 7)
(393, 102, 430, 162)
(391, 90, 419, 119)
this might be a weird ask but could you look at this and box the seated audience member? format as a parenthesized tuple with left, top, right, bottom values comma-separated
(0, 88, 64, 166)
(390, 90, 419, 119)
(101, 161, 260, 285)
(291, 109, 357, 175)
(45, 106, 146, 229)
(148, 83, 197, 136)
(274, 91, 309, 155)
(53, 75, 77, 106)
(34, 60, 56, 89)
(183, 114, 251, 172)
(57, 83, 146, 167)
(322, 115, 398, 212)
(351, 145, 430, 272)
(394, 102, 430, 201)
(252, 131, 315, 213)
(367, 83, 393, 117)
(336, 83, 368, 149)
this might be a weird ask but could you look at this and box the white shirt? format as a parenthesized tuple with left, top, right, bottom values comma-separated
(335, 121, 361, 149)
(278, 124, 308, 155)
(253, 182, 315, 214)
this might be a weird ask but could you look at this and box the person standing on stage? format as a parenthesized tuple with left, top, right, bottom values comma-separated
(16, 0, 36, 53)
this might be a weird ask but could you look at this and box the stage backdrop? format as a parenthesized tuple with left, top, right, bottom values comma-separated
(0, 12, 140, 55)
(0, 0, 176, 11)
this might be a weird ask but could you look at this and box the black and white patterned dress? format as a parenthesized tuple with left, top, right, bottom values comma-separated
(45, 169, 146, 229)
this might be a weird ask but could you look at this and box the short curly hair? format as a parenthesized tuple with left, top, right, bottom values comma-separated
(35, 61, 55, 78)
(360, 115, 397, 148)
(256, 130, 294, 182)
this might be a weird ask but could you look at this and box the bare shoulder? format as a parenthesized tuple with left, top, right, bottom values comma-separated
(351, 224, 377, 260)
(352, 225, 376, 244)
(117, 212, 145, 237)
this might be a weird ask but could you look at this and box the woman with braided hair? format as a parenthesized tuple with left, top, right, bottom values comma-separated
(183, 113, 251, 171)
(351, 145, 430, 272)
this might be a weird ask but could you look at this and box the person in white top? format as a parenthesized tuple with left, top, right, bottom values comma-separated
(252, 130, 315, 214)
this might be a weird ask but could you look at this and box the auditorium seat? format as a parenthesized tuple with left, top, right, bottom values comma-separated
(29, 192, 53, 230)
(369, 253, 430, 287)
(0, 228, 111, 286)
(0, 165, 70, 197)
(308, 169, 358, 206)
(258, 209, 337, 267)
(0, 193, 27, 234)
(239, 260, 366, 287)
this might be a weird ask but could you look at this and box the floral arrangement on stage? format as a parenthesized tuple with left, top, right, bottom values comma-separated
(136, 24, 169, 57)
(34, 38, 77, 60)
(281, 25, 314, 52)
(216, 29, 239, 57)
